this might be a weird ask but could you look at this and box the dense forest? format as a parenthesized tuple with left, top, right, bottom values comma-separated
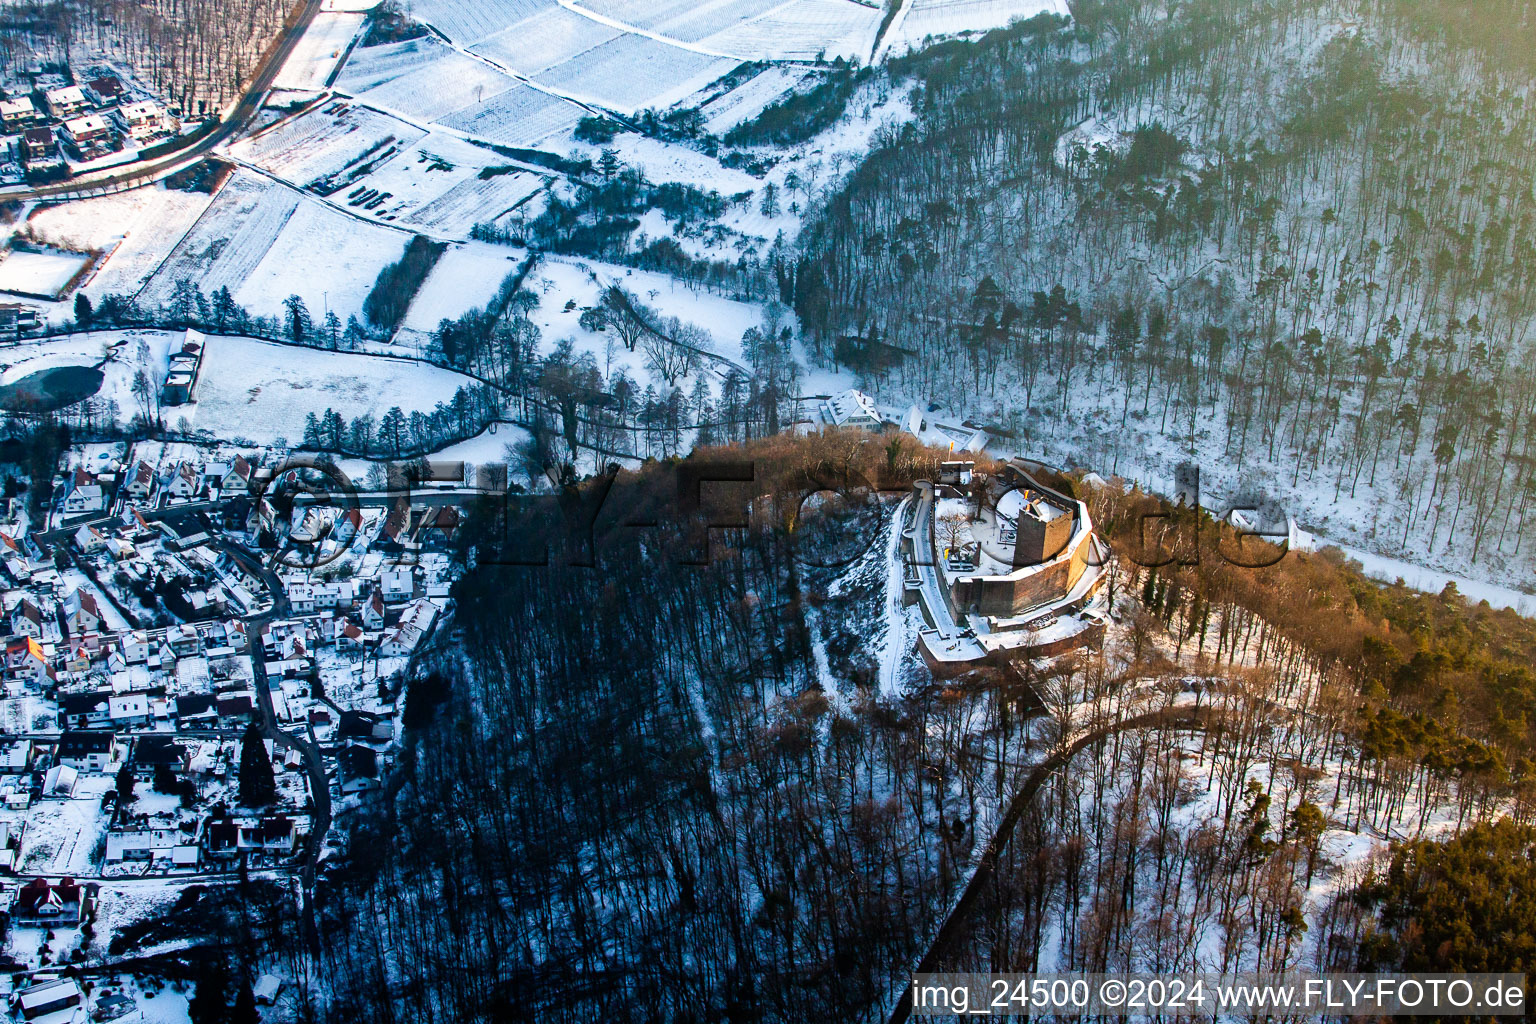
(795, 0, 1536, 588)
(0, 0, 293, 114)
(149, 435, 1536, 1022)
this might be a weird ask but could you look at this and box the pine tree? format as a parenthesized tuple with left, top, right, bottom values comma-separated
(187, 961, 230, 1024)
(73, 292, 92, 327)
(231, 978, 260, 1024)
(114, 762, 135, 805)
(284, 295, 312, 343)
(238, 724, 276, 808)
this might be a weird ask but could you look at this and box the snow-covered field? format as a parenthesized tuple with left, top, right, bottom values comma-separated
(699, 0, 882, 60)
(407, 0, 556, 46)
(532, 34, 739, 114)
(0, 247, 91, 299)
(230, 100, 425, 191)
(182, 335, 480, 445)
(401, 241, 523, 332)
(469, 7, 622, 77)
(698, 65, 812, 133)
(331, 133, 544, 235)
(232, 193, 411, 321)
(570, 0, 792, 44)
(336, 36, 522, 124)
(23, 188, 214, 300)
(273, 10, 366, 90)
(435, 82, 588, 147)
(883, 0, 1067, 54)
(137, 170, 410, 322)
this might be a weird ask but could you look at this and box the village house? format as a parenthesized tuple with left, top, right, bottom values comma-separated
(124, 460, 155, 501)
(823, 388, 882, 429)
(9, 598, 43, 638)
(130, 735, 186, 779)
(82, 75, 124, 106)
(60, 689, 112, 730)
(0, 96, 35, 130)
(54, 730, 121, 773)
(20, 127, 54, 162)
(61, 112, 113, 155)
(12, 977, 83, 1021)
(104, 825, 199, 866)
(114, 99, 167, 141)
(338, 745, 380, 794)
(61, 588, 103, 635)
(11, 876, 93, 925)
(108, 691, 153, 728)
(59, 467, 106, 515)
(4, 638, 51, 689)
(72, 523, 107, 555)
(41, 85, 86, 119)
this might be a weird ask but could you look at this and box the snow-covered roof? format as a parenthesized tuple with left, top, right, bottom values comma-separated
(824, 389, 880, 427)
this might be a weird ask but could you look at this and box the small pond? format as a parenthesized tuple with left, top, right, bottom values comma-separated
(0, 364, 104, 412)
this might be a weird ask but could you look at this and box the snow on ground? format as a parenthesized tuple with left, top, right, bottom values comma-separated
(400, 241, 523, 333)
(331, 133, 544, 236)
(407, 0, 556, 47)
(421, 421, 531, 465)
(698, 0, 882, 61)
(0, 328, 168, 417)
(1294, 527, 1536, 615)
(230, 100, 425, 190)
(881, 0, 1067, 55)
(0, 248, 90, 299)
(532, 34, 738, 115)
(570, 0, 790, 44)
(180, 334, 479, 445)
(526, 254, 762, 376)
(274, 11, 367, 90)
(336, 36, 522, 124)
(469, 6, 623, 77)
(22, 188, 214, 300)
(9, 774, 113, 875)
(434, 81, 589, 147)
(132, 168, 408, 322)
(698, 65, 813, 134)
(136, 170, 302, 310)
(231, 188, 411, 322)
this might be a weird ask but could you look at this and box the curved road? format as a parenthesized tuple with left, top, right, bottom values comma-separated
(886, 703, 1226, 1024)
(213, 532, 331, 955)
(11, 0, 324, 201)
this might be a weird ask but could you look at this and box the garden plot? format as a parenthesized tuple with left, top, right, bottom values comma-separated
(408, 0, 555, 45)
(231, 100, 425, 192)
(698, 65, 812, 134)
(185, 336, 478, 445)
(571, 0, 790, 44)
(701, 0, 881, 60)
(435, 82, 588, 146)
(327, 132, 544, 235)
(890, 0, 1066, 48)
(22, 186, 213, 298)
(233, 194, 411, 321)
(470, 8, 621, 77)
(0, 247, 91, 299)
(534, 35, 738, 115)
(274, 10, 366, 90)
(137, 171, 301, 311)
